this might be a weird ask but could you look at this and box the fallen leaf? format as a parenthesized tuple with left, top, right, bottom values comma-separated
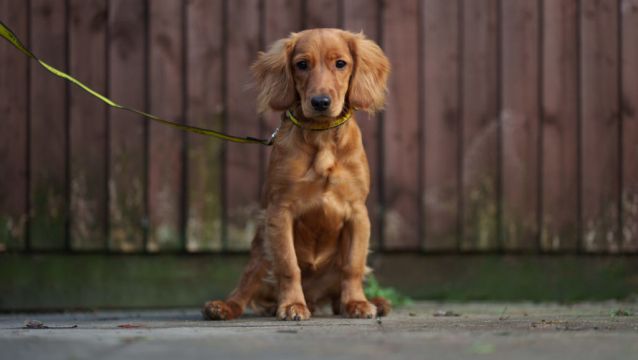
(24, 320, 47, 329)
(610, 309, 633, 317)
(433, 310, 461, 317)
(23, 320, 77, 329)
(117, 323, 145, 329)
(530, 319, 568, 330)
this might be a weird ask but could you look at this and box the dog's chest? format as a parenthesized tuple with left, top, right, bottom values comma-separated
(312, 147, 337, 179)
(298, 146, 352, 204)
(293, 144, 352, 226)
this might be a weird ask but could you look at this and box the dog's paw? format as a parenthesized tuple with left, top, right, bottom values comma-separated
(277, 302, 311, 321)
(370, 296, 391, 317)
(343, 300, 377, 319)
(202, 300, 242, 321)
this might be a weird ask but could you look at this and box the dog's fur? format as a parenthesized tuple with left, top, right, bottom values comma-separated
(202, 29, 390, 320)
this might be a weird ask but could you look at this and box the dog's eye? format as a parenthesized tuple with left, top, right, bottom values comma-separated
(296, 60, 308, 70)
(336, 60, 347, 69)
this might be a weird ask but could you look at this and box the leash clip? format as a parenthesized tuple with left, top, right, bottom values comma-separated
(268, 126, 280, 145)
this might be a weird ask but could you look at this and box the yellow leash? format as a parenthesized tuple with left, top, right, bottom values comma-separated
(0, 20, 354, 146)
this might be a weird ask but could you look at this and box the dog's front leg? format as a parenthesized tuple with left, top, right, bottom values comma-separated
(340, 203, 377, 318)
(266, 204, 311, 321)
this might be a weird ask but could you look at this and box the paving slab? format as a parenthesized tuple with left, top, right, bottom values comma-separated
(1, 302, 637, 360)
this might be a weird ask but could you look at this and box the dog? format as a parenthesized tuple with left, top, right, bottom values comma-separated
(203, 28, 390, 321)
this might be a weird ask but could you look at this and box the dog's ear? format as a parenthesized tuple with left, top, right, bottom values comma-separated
(345, 32, 390, 113)
(251, 34, 298, 113)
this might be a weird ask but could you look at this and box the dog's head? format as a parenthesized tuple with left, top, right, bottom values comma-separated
(251, 29, 390, 120)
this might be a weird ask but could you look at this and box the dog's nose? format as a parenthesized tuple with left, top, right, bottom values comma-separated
(310, 95, 331, 111)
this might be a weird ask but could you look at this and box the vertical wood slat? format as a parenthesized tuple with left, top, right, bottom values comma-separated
(225, 0, 261, 250)
(29, 0, 68, 250)
(304, 0, 340, 28)
(343, 0, 381, 249)
(461, 0, 500, 251)
(382, 0, 420, 249)
(0, 0, 29, 251)
(68, 0, 108, 250)
(422, 0, 460, 251)
(541, 0, 579, 251)
(262, 0, 303, 134)
(581, 0, 620, 252)
(147, 0, 184, 251)
(2, 0, 636, 255)
(108, 0, 146, 252)
(622, 0, 638, 252)
(261, 0, 303, 204)
(500, 0, 540, 251)
(185, 0, 224, 252)
(264, 0, 304, 46)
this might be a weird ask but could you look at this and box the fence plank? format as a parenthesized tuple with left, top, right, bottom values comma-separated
(422, 0, 460, 251)
(148, 0, 184, 251)
(461, 0, 499, 251)
(622, 0, 638, 252)
(501, 0, 540, 251)
(581, 0, 620, 252)
(3, 0, 636, 255)
(108, 0, 146, 252)
(343, 0, 381, 249)
(225, 0, 261, 250)
(265, 0, 303, 43)
(185, 0, 224, 252)
(29, 0, 68, 250)
(0, 1, 29, 251)
(541, 0, 579, 251)
(68, 0, 107, 250)
(261, 0, 303, 199)
(304, 0, 340, 28)
(262, 1, 304, 132)
(382, 0, 420, 249)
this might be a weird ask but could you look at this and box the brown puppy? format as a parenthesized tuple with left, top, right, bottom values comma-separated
(203, 29, 390, 321)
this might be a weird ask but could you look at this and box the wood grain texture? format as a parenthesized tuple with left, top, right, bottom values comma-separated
(4, 0, 637, 255)
(500, 0, 540, 250)
(304, 0, 340, 29)
(541, 0, 579, 251)
(461, 0, 499, 251)
(261, 0, 304, 208)
(0, 0, 29, 251)
(343, 0, 381, 249)
(581, 0, 620, 252)
(261, 0, 303, 167)
(29, 0, 68, 250)
(108, 0, 146, 252)
(225, 0, 261, 250)
(382, 0, 420, 249)
(68, 0, 107, 250)
(185, 0, 224, 252)
(148, 0, 184, 251)
(422, 0, 460, 251)
(621, 0, 638, 252)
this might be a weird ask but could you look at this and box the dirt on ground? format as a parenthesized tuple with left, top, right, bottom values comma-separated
(1, 301, 637, 360)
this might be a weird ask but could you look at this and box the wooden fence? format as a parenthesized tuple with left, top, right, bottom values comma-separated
(0, 0, 637, 254)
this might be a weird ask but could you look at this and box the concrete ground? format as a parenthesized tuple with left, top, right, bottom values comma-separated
(1, 302, 637, 360)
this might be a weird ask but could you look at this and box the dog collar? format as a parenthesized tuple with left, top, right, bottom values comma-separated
(285, 107, 353, 131)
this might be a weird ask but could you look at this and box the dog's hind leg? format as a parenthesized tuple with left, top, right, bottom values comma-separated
(202, 231, 269, 320)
